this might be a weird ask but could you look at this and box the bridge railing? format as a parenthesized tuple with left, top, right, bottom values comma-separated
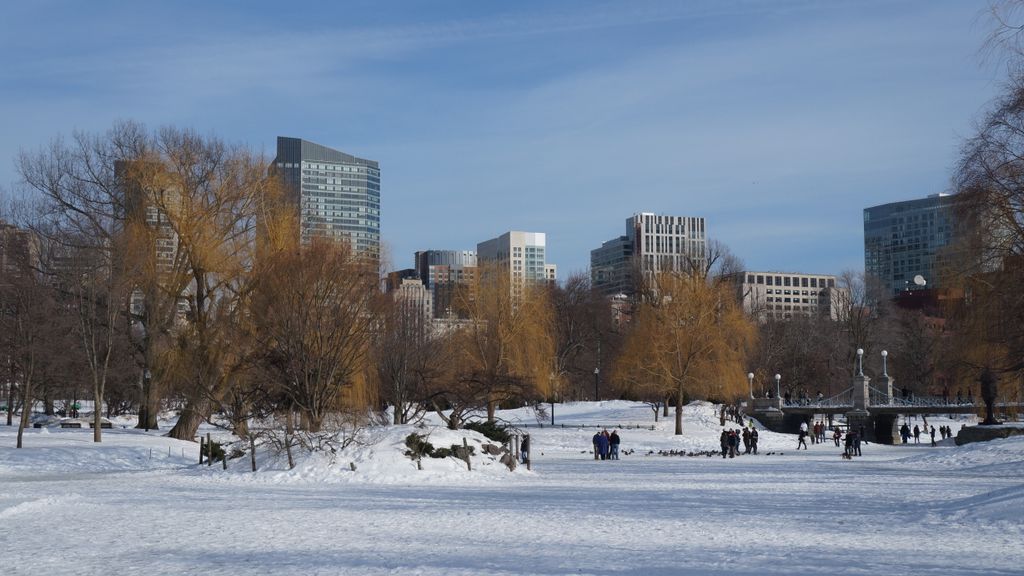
(782, 387, 853, 409)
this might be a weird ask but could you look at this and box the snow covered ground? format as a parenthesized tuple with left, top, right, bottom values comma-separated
(1, 401, 1022, 575)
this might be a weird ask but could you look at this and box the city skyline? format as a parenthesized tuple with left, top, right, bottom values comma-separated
(0, 0, 1003, 279)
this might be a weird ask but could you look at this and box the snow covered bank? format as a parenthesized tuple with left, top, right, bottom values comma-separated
(2, 402, 1022, 575)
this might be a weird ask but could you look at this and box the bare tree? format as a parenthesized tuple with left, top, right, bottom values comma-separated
(249, 239, 379, 433)
(371, 293, 448, 425)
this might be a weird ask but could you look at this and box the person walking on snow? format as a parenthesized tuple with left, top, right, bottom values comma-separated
(750, 427, 759, 454)
(913, 425, 921, 444)
(720, 430, 730, 458)
(797, 428, 808, 450)
(609, 430, 621, 460)
(592, 432, 601, 460)
(930, 426, 936, 447)
(520, 434, 530, 464)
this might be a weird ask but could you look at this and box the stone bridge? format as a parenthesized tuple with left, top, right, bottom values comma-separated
(748, 373, 1022, 444)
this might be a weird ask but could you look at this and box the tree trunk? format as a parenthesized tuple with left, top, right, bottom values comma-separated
(486, 399, 496, 423)
(136, 373, 159, 430)
(663, 397, 670, 417)
(285, 411, 295, 470)
(6, 382, 12, 426)
(42, 392, 54, 416)
(16, 380, 31, 448)
(167, 399, 207, 440)
(93, 381, 105, 443)
(674, 389, 684, 435)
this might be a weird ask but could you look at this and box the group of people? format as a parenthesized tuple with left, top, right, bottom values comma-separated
(592, 429, 621, 460)
(899, 423, 954, 447)
(719, 425, 759, 457)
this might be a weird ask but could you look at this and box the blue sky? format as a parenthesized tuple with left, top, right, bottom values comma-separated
(0, 0, 1004, 278)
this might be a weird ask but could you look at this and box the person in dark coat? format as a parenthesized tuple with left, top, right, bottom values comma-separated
(853, 430, 862, 456)
(900, 423, 911, 444)
(750, 427, 759, 454)
(720, 430, 729, 458)
(913, 425, 921, 444)
(742, 428, 751, 454)
(609, 430, 621, 460)
(797, 428, 808, 450)
(844, 431, 853, 457)
(930, 426, 936, 447)
(597, 430, 610, 460)
(521, 434, 530, 464)
(728, 430, 739, 458)
(592, 432, 601, 460)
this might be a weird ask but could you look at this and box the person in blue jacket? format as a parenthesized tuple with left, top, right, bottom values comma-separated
(596, 430, 610, 460)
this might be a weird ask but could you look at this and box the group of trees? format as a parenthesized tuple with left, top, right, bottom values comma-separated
(8, 1, 1024, 450)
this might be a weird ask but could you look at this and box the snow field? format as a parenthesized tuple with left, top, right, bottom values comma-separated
(1, 401, 1022, 575)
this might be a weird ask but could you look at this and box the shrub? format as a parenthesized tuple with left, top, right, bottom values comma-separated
(464, 420, 510, 444)
(404, 433, 434, 459)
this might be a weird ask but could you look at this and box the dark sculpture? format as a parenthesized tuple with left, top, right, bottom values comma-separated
(979, 368, 1002, 426)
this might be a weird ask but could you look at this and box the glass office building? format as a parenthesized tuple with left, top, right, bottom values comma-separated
(864, 194, 956, 296)
(272, 137, 380, 263)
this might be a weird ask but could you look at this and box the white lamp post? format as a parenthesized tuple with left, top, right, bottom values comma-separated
(774, 373, 781, 401)
(881, 350, 888, 377)
(747, 372, 755, 399)
(856, 348, 864, 377)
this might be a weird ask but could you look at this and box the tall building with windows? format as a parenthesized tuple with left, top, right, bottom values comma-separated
(272, 137, 381, 263)
(477, 231, 556, 297)
(864, 194, 957, 296)
(414, 249, 477, 318)
(733, 271, 845, 321)
(590, 213, 706, 297)
(0, 220, 38, 285)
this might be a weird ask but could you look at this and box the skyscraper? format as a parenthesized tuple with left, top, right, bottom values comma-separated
(591, 212, 706, 297)
(414, 249, 477, 318)
(272, 137, 380, 263)
(477, 231, 556, 297)
(864, 194, 957, 296)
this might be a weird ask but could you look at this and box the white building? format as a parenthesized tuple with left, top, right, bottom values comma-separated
(477, 231, 556, 297)
(734, 271, 846, 321)
(591, 212, 706, 296)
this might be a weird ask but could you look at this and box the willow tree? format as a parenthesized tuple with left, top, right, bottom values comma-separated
(447, 264, 556, 424)
(614, 271, 755, 435)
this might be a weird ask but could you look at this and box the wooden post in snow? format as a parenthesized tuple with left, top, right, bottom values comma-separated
(249, 434, 257, 472)
(206, 432, 212, 467)
(199, 436, 204, 464)
(462, 437, 471, 471)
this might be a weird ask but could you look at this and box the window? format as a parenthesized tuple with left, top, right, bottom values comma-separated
(757, 275, 764, 284)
